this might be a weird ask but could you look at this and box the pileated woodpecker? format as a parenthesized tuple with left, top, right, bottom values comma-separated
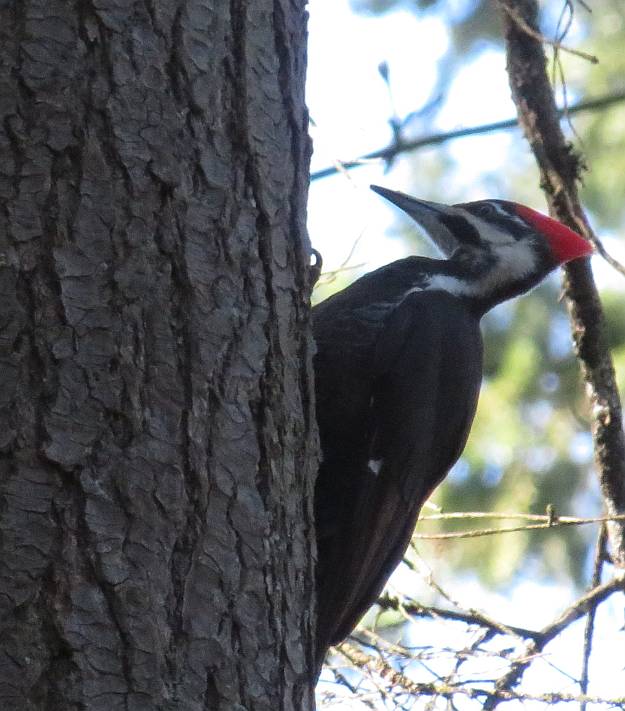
(313, 186, 592, 674)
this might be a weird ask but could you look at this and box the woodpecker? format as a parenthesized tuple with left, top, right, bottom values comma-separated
(313, 185, 592, 674)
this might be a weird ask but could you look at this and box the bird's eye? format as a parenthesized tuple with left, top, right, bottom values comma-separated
(476, 203, 496, 218)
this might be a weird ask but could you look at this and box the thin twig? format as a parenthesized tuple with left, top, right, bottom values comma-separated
(376, 594, 543, 642)
(330, 668, 377, 710)
(405, 547, 467, 610)
(552, 8, 583, 146)
(580, 524, 608, 711)
(481, 575, 625, 710)
(414, 512, 625, 540)
(335, 640, 625, 706)
(589, 233, 625, 279)
(407, 547, 538, 643)
(419, 510, 625, 523)
(540, 576, 624, 646)
(497, 0, 598, 63)
(323, 574, 624, 708)
(314, 262, 367, 289)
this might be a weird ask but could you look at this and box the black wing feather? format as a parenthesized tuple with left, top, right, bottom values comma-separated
(314, 290, 482, 666)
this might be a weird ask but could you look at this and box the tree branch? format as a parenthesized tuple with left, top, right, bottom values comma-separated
(482, 575, 624, 710)
(310, 91, 625, 181)
(413, 511, 625, 540)
(502, 0, 625, 569)
(334, 639, 625, 707)
(376, 594, 543, 642)
(580, 524, 607, 711)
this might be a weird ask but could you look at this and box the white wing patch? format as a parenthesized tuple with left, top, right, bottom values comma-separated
(368, 459, 383, 476)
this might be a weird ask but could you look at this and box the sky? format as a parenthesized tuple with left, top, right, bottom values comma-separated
(306, 0, 517, 274)
(306, 1, 624, 707)
(306, 0, 624, 289)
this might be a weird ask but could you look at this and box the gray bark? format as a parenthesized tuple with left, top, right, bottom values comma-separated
(0, 2, 316, 710)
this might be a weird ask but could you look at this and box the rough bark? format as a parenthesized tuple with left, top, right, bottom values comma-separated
(501, 0, 625, 568)
(0, 2, 316, 710)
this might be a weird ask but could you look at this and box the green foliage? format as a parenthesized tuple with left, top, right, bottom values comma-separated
(569, 5, 625, 228)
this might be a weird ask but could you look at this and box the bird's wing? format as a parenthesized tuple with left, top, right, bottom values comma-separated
(317, 290, 483, 651)
(370, 291, 483, 497)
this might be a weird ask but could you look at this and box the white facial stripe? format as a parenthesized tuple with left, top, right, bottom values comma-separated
(489, 201, 526, 223)
(425, 239, 538, 299)
(464, 212, 516, 246)
(491, 202, 509, 218)
(403, 203, 540, 301)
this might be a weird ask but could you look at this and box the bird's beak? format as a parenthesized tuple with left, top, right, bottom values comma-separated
(370, 185, 461, 257)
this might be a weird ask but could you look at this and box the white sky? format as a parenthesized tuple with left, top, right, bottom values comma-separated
(306, 0, 517, 273)
(306, 0, 625, 288)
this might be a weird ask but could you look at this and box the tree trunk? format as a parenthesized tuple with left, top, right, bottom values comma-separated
(0, 2, 316, 710)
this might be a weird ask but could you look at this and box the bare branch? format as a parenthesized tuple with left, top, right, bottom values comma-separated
(538, 575, 624, 639)
(375, 594, 543, 642)
(482, 575, 625, 710)
(419, 509, 625, 523)
(580, 524, 608, 711)
(414, 511, 625, 540)
(310, 92, 625, 181)
(322, 572, 624, 708)
(334, 640, 625, 707)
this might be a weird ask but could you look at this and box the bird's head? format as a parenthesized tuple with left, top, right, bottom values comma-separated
(370, 185, 593, 308)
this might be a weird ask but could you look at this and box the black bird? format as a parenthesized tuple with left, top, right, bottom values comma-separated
(313, 185, 592, 674)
